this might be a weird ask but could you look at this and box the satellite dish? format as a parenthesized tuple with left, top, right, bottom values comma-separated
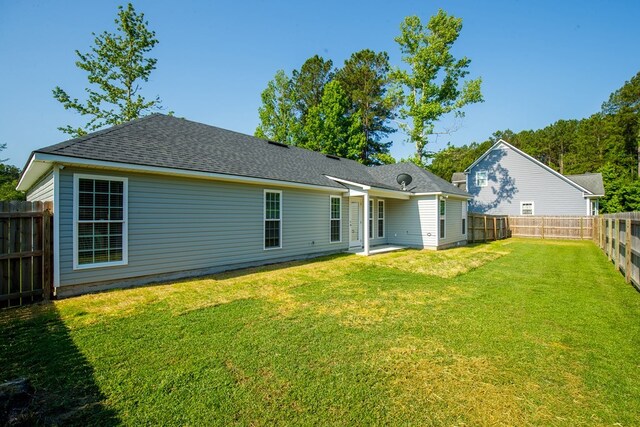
(396, 173, 413, 190)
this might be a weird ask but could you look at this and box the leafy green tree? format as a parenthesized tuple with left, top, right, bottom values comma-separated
(602, 71, 640, 176)
(0, 144, 25, 201)
(335, 49, 398, 164)
(255, 70, 300, 144)
(393, 11, 483, 165)
(302, 81, 365, 160)
(53, 3, 163, 137)
(292, 55, 334, 122)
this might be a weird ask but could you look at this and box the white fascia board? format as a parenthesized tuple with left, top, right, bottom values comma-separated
(465, 139, 593, 195)
(368, 188, 410, 200)
(411, 192, 472, 200)
(325, 175, 371, 190)
(325, 175, 412, 199)
(20, 153, 348, 193)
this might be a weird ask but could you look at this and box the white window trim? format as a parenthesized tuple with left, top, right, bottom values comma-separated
(439, 198, 446, 240)
(377, 200, 385, 238)
(73, 173, 128, 270)
(264, 189, 283, 250)
(462, 201, 467, 236)
(520, 201, 535, 215)
(368, 199, 374, 239)
(330, 195, 342, 243)
(476, 170, 488, 187)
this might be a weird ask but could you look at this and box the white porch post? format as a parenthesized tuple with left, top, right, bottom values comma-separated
(363, 191, 370, 256)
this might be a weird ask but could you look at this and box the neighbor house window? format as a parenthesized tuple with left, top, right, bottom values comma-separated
(520, 201, 534, 215)
(74, 174, 128, 269)
(369, 199, 374, 239)
(264, 190, 282, 249)
(439, 198, 446, 239)
(330, 196, 342, 243)
(377, 200, 385, 238)
(476, 170, 488, 187)
(590, 200, 599, 216)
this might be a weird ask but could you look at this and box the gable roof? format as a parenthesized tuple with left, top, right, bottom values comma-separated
(464, 139, 597, 196)
(566, 173, 605, 196)
(19, 114, 469, 197)
(368, 163, 469, 197)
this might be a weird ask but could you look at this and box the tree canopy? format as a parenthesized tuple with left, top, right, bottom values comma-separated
(392, 11, 483, 166)
(53, 3, 164, 137)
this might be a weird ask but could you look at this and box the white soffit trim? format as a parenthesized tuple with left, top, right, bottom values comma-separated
(19, 153, 348, 193)
(464, 139, 593, 195)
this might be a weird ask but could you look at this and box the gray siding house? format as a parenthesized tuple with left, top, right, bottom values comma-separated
(462, 139, 604, 216)
(18, 114, 470, 296)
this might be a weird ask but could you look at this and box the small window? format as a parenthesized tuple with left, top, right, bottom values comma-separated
(264, 190, 282, 249)
(476, 171, 488, 187)
(377, 200, 385, 238)
(74, 174, 128, 269)
(330, 196, 341, 243)
(369, 199, 374, 239)
(590, 200, 598, 216)
(520, 201, 534, 215)
(439, 199, 446, 239)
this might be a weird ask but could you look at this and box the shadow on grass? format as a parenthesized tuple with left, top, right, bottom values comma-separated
(0, 304, 119, 426)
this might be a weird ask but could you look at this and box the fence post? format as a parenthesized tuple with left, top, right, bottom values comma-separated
(42, 208, 52, 301)
(483, 216, 487, 243)
(580, 217, 584, 240)
(616, 219, 621, 268)
(541, 217, 545, 239)
(625, 219, 632, 283)
(493, 217, 497, 241)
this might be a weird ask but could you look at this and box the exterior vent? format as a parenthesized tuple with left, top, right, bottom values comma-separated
(267, 140, 289, 148)
(326, 154, 340, 160)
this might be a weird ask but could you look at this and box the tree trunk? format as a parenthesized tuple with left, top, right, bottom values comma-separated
(559, 152, 564, 174)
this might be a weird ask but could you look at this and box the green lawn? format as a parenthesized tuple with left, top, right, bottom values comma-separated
(2, 239, 640, 425)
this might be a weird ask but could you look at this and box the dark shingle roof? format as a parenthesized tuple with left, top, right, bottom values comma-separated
(368, 162, 469, 196)
(32, 114, 468, 195)
(566, 173, 605, 195)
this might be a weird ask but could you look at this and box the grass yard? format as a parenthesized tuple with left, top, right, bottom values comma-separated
(2, 239, 640, 425)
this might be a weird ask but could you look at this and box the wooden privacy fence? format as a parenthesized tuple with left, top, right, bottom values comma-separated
(467, 214, 510, 243)
(595, 213, 640, 291)
(509, 216, 593, 240)
(1, 201, 53, 308)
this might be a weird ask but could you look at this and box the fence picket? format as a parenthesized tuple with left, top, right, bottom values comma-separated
(0, 201, 53, 308)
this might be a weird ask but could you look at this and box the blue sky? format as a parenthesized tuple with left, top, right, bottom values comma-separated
(1, 0, 639, 168)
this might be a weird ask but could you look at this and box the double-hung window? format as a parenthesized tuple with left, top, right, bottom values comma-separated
(74, 174, 127, 269)
(439, 198, 446, 239)
(264, 190, 282, 249)
(476, 170, 488, 187)
(330, 196, 342, 243)
(377, 200, 385, 238)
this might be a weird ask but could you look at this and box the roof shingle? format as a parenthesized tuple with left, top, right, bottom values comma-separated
(31, 114, 469, 196)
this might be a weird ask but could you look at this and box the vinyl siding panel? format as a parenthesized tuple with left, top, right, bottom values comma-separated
(386, 196, 437, 248)
(439, 198, 466, 246)
(26, 171, 54, 203)
(58, 167, 349, 287)
(468, 143, 587, 215)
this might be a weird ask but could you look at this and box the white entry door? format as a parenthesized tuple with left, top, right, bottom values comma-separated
(349, 200, 363, 247)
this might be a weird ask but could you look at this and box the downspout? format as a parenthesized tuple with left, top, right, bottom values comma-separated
(52, 164, 61, 288)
